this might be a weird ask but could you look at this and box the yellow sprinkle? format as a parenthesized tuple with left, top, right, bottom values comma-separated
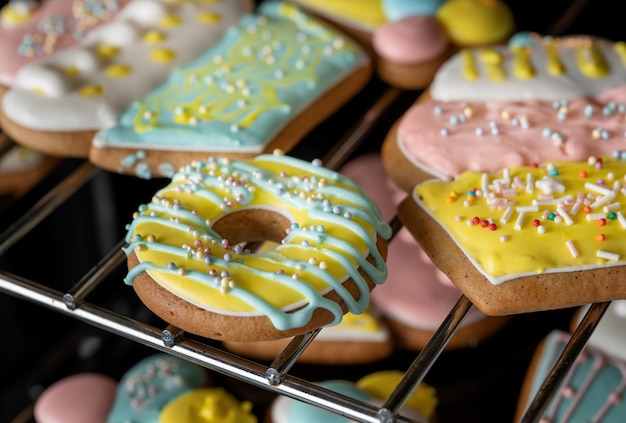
(142, 30, 166, 44)
(96, 44, 119, 59)
(151, 48, 175, 63)
(79, 84, 103, 97)
(105, 64, 131, 78)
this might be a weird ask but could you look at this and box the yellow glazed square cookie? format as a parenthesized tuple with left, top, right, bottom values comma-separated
(399, 156, 626, 315)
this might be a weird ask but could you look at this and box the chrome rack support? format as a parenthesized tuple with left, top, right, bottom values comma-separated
(267, 328, 323, 385)
(383, 295, 474, 415)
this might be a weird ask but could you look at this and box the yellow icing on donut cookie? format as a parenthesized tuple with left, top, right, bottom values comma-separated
(160, 388, 256, 423)
(414, 157, 626, 285)
(124, 154, 391, 331)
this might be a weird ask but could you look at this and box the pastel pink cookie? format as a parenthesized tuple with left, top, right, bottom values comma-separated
(372, 15, 448, 64)
(339, 153, 488, 331)
(33, 373, 117, 423)
(397, 85, 626, 182)
(0, 0, 128, 86)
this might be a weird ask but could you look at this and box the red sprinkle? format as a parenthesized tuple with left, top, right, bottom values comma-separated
(489, 223, 497, 231)
(597, 234, 606, 242)
(480, 219, 489, 228)
(583, 205, 592, 214)
(579, 171, 588, 178)
(472, 216, 481, 224)
(532, 219, 541, 227)
(599, 218, 607, 227)
(531, 163, 539, 168)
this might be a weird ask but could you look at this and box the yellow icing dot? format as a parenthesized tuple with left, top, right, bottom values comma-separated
(96, 44, 120, 59)
(159, 14, 182, 28)
(197, 12, 221, 24)
(64, 66, 80, 77)
(461, 49, 478, 81)
(79, 85, 103, 97)
(160, 388, 256, 423)
(577, 41, 610, 78)
(357, 371, 438, 420)
(511, 46, 535, 80)
(151, 48, 176, 63)
(142, 30, 166, 44)
(105, 64, 131, 78)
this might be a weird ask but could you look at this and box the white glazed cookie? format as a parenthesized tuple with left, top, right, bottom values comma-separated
(0, 0, 252, 157)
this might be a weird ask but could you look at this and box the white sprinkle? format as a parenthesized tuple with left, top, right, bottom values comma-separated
(570, 200, 582, 216)
(613, 180, 621, 192)
(556, 206, 574, 225)
(585, 181, 613, 195)
(532, 194, 573, 206)
(597, 250, 620, 261)
(516, 205, 539, 213)
(500, 235, 510, 242)
(586, 212, 607, 221)
(590, 191, 616, 209)
(566, 240, 579, 258)
(526, 173, 534, 193)
(603, 203, 620, 213)
(500, 207, 514, 224)
(537, 225, 546, 234)
(617, 211, 626, 229)
(503, 168, 511, 182)
(481, 173, 489, 194)
(515, 211, 526, 230)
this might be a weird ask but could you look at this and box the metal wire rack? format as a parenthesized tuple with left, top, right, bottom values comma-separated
(0, 0, 617, 421)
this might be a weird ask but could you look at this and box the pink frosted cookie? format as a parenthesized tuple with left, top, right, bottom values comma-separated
(338, 153, 510, 349)
(33, 373, 117, 423)
(383, 34, 626, 193)
(0, 0, 130, 90)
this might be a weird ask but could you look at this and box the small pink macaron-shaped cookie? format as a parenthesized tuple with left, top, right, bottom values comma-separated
(33, 373, 117, 423)
(372, 15, 448, 64)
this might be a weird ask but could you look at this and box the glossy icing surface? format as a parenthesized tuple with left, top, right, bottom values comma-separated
(34, 373, 117, 423)
(0, 0, 128, 86)
(107, 353, 207, 423)
(1, 0, 250, 131)
(93, 1, 368, 168)
(430, 35, 626, 102)
(160, 388, 257, 423)
(340, 153, 488, 329)
(414, 157, 626, 285)
(522, 330, 626, 423)
(123, 154, 391, 331)
(397, 84, 626, 180)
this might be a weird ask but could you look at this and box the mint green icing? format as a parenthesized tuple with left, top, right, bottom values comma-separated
(122, 154, 390, 331)
(525, 330, 626, 423)
(96, 1, 366, 157)
(107, 353, 207, 423)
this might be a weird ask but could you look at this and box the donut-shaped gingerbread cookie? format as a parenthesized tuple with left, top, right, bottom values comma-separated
(123, 153, 391, 341)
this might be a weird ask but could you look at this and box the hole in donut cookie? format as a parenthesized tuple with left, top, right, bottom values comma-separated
(211, 209, 291, 246)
